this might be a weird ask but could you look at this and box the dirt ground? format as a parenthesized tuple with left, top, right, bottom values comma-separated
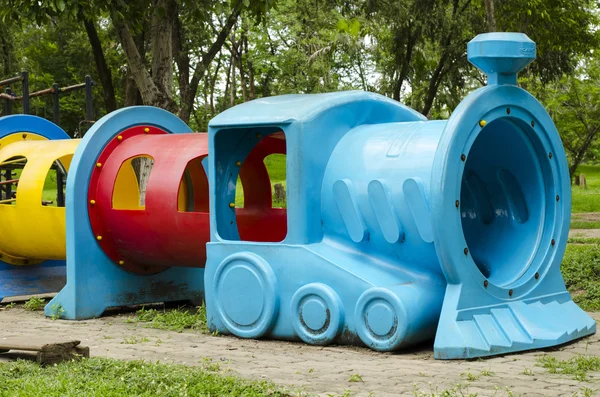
(0, 308, 598, 397)
(569, 229, 600, 238)
(573, 213, 600, 222)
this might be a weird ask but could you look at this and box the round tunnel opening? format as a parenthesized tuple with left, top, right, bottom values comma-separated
(460, 117, 552, 287)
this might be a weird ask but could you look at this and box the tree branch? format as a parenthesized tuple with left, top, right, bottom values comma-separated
(178, 0, 243, 122)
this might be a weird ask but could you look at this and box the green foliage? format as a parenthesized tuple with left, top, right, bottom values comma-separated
(121, 336, 151, 344)
(538, 354, 600, 381)
(132, 305, 210, 333)
(569, 237, 600, 244)
(522, 368, 534, 376)
(348, 373, 364, 382)
(23, 296, 46, 311)
(460, 372, 479, 381)
(561, 243, 600, 311)
(412, 382, 513, 397)
(497, 0, 599, 83)
(479, 369, 494, 377)
(0, 357, 289, 396)
(578, 387, 595, 397)
(0, 0, 599, 192)
(48, 304, 64, 320)
(0, 11, 123, 135)
(537, 58, 600, 175)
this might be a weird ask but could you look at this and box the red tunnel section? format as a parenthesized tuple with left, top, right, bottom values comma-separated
(88, 126, 287, 275)
(236, 131, 287, 242)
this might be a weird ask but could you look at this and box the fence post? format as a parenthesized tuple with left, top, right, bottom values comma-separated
(52, 83, 60, 125)
(21, 71, 29, 114)
(85, 75, 93, 116)
(4, 87, 11, 115)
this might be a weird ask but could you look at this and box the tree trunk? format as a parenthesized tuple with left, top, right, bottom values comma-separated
(125, 71, 142, 107)
(230, 52, 236, 107)
(420, 0, 471, 116)
(173, 5, 189, 105)
(177, 0, 243, 122)
(262, 74, 271, 97)
(229, 36, 248, 101)
(150, 0, 177, 100)
(420, 58, 447, 117)
(203, 74, 209, 128)
(484, 0, 497, 32)
(0, 32, 10, 76)
(244, 32, 255, 100)
(124, 30, 145, 107)
(224, 59, 231, 109)
(209, 56, 222, 116)
(393, 28, 419, 101)
(236, 49, 248, 101)
(82, 17, 117, 112)
(110, 6, 176, 111)
(568, 131, 598, 178)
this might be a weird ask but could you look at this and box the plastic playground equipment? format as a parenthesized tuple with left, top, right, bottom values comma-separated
(45, 32, 595, 359)
(47, 106, 285, 319)
(0, 115, 78, 301)
(204, 32, 595, 359)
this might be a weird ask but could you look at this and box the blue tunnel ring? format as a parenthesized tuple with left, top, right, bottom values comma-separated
(213, 252, 279, 338)
(432, 85, 568, 299)
(0, 114, 70, 141)
(354, 287, 409, 351)
(291, 283, 344, 345)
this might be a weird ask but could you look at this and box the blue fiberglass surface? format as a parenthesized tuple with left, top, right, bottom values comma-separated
(204, 32, 595, 358)
(460, 117, 544, 286)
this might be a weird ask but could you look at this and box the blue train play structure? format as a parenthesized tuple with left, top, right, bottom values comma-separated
(204, 33, 595, 358)
(1, 32, 592, 360)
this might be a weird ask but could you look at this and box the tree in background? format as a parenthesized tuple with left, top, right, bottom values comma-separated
(539, 59, 600, 177)
(0, 0, 598, 176)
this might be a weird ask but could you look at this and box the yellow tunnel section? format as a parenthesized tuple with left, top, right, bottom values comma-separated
(0, 133, 80, 265)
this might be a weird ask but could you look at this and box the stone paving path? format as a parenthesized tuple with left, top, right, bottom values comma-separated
(569, 212, 600, 239)
(569, 229, 600, 239)
(0, 308, 598, 396)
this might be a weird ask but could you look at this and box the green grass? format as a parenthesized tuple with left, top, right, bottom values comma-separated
(562, 243, 600, 311)
(131, 305, 210, 333)
(412, 383, 513, 397)
(568, 237, 600, 244)
(572, 164, 600, 213)
(23, 296, 46, 311)
(42, 168, 64, 206)
(571, 221, 600, 229)
(348, 373, 364, 383)
(537, 354, 600, 381)
(235, 154, 286, 208)
(4, 166, 63, 206)
(0, 357, 289, 396)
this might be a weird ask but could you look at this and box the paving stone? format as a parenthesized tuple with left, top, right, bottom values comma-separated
(0, 309, 598, 396)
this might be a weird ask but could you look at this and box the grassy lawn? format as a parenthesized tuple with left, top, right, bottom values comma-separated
(562, 240, 600, 311)
(0, 357, 288, 397)
(572, 164, 600, 213)
(571, 221, 600, 229)
(4, 167, 63, 206)
(235, 154, 286, 208)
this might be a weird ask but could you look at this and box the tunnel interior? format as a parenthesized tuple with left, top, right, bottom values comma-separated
(460, 117, 552, 287)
